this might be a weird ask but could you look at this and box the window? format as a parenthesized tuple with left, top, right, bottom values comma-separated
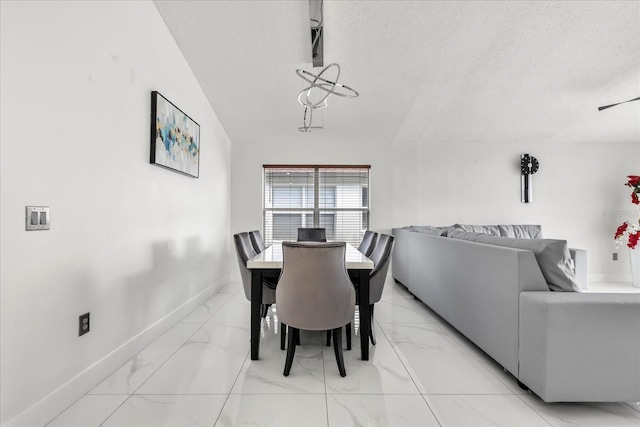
(263, 165, 370, 247)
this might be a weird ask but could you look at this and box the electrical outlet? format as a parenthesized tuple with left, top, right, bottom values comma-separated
(613, 252, 618, 261)
(79, 312, 90, 336)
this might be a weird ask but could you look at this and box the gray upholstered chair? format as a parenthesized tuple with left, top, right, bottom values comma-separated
(233, 232, 277, 318)
(364, 234, 395, 344)
(249, 229, 266, 253)
(297, 227, 327, 242)
(276, 241, 355, 377)
(357, 230, 378, 257)
(327, 233, 395, 348)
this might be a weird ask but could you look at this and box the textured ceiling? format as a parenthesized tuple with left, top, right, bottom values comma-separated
(154, 0, 640, 144)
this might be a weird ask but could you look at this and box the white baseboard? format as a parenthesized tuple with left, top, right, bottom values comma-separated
(588, 273, 631, 283)
(3, 279, 227, 427)
(625, 402, 640, 414)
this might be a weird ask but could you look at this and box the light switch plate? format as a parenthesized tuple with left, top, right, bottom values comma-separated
(26, 206, 50, 230)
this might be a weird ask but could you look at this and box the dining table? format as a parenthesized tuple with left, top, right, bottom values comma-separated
(246, 241, 375, 361)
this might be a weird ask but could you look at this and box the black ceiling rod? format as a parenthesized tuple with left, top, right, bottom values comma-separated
(597, 96, 640, 111)
(309, 0, 323, 67)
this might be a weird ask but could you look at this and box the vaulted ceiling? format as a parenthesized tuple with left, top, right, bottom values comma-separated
(154, 1, 639, 145)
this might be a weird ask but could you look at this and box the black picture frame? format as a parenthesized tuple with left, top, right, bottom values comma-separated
(150, 91, 200, 178)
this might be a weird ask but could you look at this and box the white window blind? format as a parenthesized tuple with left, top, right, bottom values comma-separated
(263, 165, 370, 247)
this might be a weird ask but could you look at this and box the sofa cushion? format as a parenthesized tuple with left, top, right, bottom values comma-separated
(406, 225, 449, 236)
(453, 224, 542, 239)
(448, 230, 580, 292)
(453, 224, 502, 236)
(498, 224, 543, 239)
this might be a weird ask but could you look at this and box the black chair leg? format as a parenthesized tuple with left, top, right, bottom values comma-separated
(369, 304, 376, 345)
(280, 323, 287, 350)
(329, 325, 351, 350)
(332, 327, 346, 377)
(284, 327, 298, 376)
(260, 304, 270, 318)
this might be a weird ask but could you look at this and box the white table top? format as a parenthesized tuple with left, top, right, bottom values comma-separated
(247, 242, 374, 269)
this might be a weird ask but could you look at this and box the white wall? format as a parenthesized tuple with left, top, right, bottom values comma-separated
(0, 1, 231, 425)
(391, 139, 640, 281)
(231, 136, 639, 283)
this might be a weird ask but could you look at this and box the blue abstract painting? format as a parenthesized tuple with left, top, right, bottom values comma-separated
(150, 91, 200, 178)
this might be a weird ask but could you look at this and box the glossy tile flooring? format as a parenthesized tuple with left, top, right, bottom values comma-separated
(46, 278, 640, 426)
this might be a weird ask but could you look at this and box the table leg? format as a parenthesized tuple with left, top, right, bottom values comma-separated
(250, 269, 263, 360)
(358, 269, 370, 360)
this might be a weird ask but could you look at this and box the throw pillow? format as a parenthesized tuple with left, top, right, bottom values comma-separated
(448, 230, 579, 292)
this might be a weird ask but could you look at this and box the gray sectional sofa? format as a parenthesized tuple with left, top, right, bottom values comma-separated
(391, 225, 640, 403)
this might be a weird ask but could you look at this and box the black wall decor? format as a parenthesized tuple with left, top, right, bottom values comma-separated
(520, 154, 539, 203)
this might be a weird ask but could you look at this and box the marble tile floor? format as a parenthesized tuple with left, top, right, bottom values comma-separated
(46, 279, 640, 427)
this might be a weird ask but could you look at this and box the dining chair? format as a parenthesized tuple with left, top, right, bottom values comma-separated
(328, 233, 395, 348)
(276, 241, 355, 377)
(357, 230, 378, 257)
(297, 227, 327, 242)
(363, 233, 395, 345)
(233, 232, 277, 318)
(249, 229, 266, 253)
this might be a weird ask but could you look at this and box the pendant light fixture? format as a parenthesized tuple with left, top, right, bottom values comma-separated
(295, 0, 359, 132)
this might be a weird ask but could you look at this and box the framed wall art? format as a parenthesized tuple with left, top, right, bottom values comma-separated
(150, 91, 200, 178)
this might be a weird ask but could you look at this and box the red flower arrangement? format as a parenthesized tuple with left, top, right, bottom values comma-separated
(627, 175, 640, 205)
(615, 175, 640, 249)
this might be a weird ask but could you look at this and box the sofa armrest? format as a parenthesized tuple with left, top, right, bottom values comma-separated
(568, 248, 588, 290)
(519, 291, 640, 402)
